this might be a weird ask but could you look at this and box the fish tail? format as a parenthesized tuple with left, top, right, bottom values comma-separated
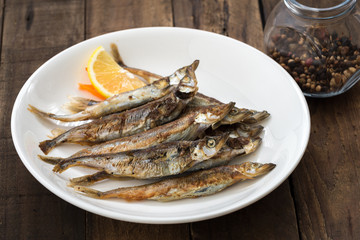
(110, 43, 125, 66)
(74, 185, 103, 199)
(27, 104, 54, 119)
(190, 59, 200, 71)
(38, 154, 64, 165)
(52, 159, 77, 173)
(39, 139, 58, 155)
(62, 96, 99, 113)
(68, 171, 110, 187)
(39, 127, 72, 154)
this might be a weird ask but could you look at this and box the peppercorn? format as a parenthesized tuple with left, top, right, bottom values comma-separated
(267, 27, 360, 94)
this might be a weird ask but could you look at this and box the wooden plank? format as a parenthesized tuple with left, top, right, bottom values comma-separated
(87, 215, 189, 240)
(173, 1, 299, 239)
(262, 0, 360, 239)
(86, 0, 173, 38)
(84, 1, 190, 239)
(173, 0, 264, 50)
(0, 0, 85, 239)
(190, 182, 299, 240)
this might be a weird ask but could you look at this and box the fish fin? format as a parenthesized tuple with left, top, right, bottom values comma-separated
(68, 171, 110, 187)
(62, 96, 98, 113)
(49, 128, 66, 139)
(38, 155, 64, 165)
(110, 43, 125, 66)
(74, 185, 103, 199)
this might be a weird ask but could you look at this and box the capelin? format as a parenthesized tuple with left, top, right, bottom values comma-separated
(195, 102, 235, 125)
(191, 133, 230, 160)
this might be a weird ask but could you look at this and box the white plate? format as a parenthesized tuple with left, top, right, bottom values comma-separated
(11, 27, 310, 224)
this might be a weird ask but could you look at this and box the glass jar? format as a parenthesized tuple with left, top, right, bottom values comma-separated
(264, 0, 360, 97)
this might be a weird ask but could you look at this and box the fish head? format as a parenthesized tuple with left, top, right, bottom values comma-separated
(191, 133, 230, 161)
(169, 60, 200, 85)
(234, 123, 264, 138)
(212, 107, 253, 129)
(235, 162, 276, 178)
(195, 102, 235, 125)
(176, 67, 199, 99)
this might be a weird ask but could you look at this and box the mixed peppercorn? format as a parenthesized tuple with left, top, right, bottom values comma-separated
(267, 27, 360, 94)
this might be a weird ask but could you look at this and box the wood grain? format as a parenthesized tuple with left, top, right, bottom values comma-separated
(262, 0, 360, 239)
(0, 0, 85, 239)
(173, 0, 264, 50)
(190, 182, 299, 240)
(86, 0, 173, 38)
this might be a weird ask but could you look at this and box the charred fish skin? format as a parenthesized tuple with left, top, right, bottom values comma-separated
(37, 67, 199, 154)
(39, 102, 234, 162)
(74, 162, 276, 201)
(28, 61, 199, 122)
(53, 134, 229, 179)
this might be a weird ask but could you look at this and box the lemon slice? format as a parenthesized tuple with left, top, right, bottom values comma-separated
(87, 46, 146, 98)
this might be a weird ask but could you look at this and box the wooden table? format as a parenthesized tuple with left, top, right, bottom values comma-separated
(1, 0, 359, 239)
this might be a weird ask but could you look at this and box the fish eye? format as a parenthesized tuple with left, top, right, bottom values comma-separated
(206, 138, 216, 148)
(230, 108, 238, 115)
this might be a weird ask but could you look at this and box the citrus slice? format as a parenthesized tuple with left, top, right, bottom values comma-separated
(87, 46, 146, 98)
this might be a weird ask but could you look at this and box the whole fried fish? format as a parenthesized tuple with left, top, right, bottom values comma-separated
(53, 134, 229, 180)
(28, 60, 199, 122)
(74, 162, 275, 201)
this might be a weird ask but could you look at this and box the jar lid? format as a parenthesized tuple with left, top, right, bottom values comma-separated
(284, 0, 357, 20)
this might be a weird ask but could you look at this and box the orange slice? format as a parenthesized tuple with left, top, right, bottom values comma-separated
(87, 46, 146, 98)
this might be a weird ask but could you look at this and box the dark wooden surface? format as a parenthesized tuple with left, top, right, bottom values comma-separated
(1, 0, 359, 239)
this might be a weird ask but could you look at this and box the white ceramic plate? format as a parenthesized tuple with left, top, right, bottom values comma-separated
(11, 27, 310, 224)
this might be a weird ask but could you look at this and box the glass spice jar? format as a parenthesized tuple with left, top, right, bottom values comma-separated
(264, 0, 360, 97)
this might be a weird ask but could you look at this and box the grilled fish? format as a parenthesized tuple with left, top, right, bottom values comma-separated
(74, 162, 275, 201)
(28, 60, 199, 122)
(53, 134, 229, 179)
